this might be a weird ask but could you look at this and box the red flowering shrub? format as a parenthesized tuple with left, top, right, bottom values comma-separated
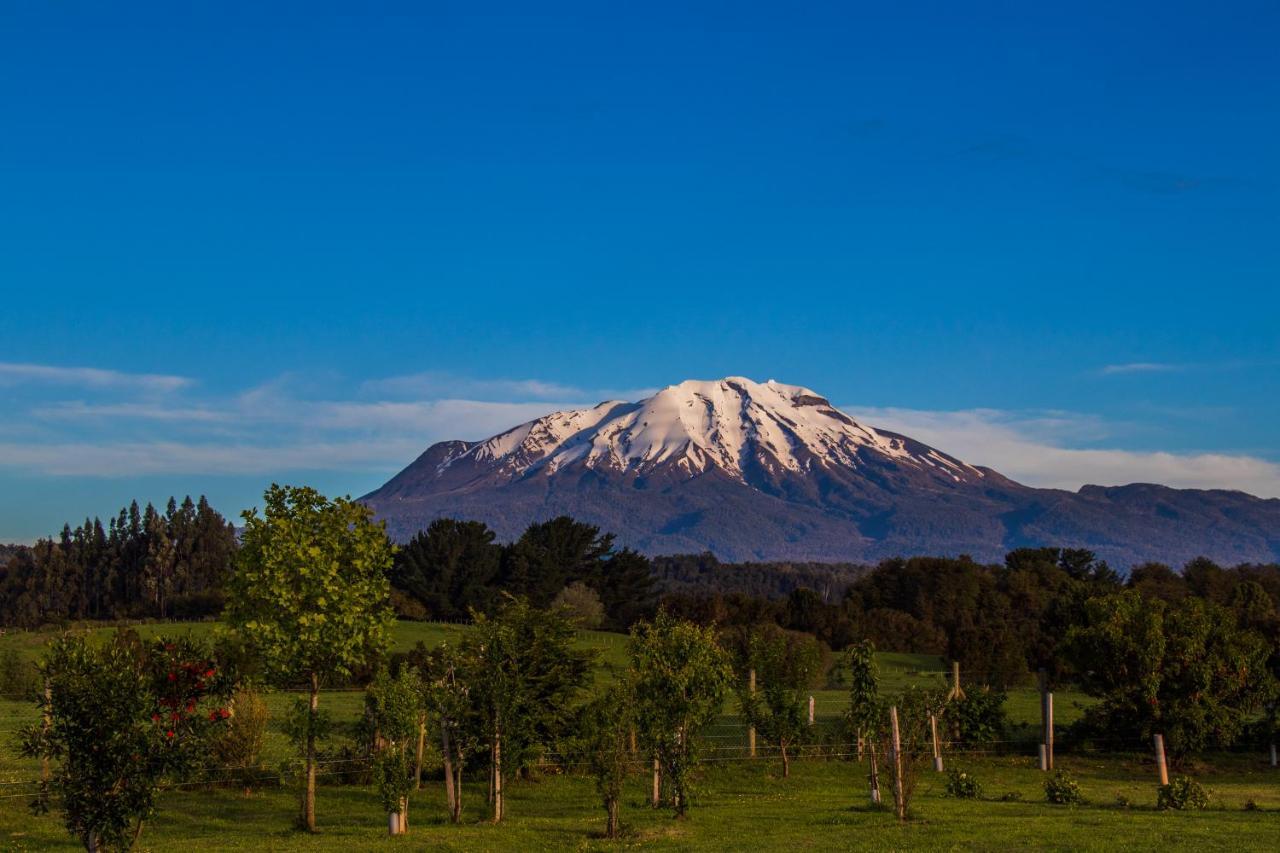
(21, 632, 233, 852)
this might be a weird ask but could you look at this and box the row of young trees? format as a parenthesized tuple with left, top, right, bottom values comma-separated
(0, 497, 236, 626)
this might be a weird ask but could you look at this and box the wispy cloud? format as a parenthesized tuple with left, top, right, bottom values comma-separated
(1099, 362, 1182, 376)
(0, 361, 191, 393)
(359, 371, 652, 403)
(848, 406, 1280, 498)
(4, 370, 611, 477)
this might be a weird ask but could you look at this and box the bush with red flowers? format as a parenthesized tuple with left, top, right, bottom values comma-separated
(21, 632, 234, 852)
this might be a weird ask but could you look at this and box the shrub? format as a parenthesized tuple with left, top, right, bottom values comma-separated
(946, 687, 1006, 745)
(212, 687, 270, 784)
(0, 649, 38, 699)
(1044, 769, 1085, 805)
(944, 769, 982, 799)
(389, 589, 429, 621)
(552, 582, 605, 629)
(1157, 775, 1209, 811)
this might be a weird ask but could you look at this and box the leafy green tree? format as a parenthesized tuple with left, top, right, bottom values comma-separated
(629, 611, 732, 817)
(414, 642, 479, 823)
(21, 633, 231, 852)
(466, 597, 592, 822)
(552, 581, 605, 629)
(845, 639, 884, 804)
(846, 639, 881, 745)
(737, 626, 823, 777)
(1063, 591, 1276, 757)
(227, 484, 395, 831)
(500, 516, 615, 606)
(575, 683, 636, 838)
(367, 667, 424, 835)
(392, 519, 501, 620)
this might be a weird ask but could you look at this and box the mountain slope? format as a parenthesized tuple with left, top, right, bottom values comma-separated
(363, 377, 1280, 567)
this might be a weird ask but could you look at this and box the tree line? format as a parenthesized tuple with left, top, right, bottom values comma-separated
(0, 497, 236, 626)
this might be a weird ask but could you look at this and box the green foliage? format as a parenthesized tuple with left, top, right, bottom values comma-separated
(0, 496, 235, 627)
(553, 581, 606, 629)
(0, 647, 38, 698)
(1062, 591, 1277, 756)
(574, 683, 635, 838)
(211, 687, 270, 783)
(21, 633, 232, 851)
(737, 626, 823, 776)
(846, 639, 881, 741)
(629, 611, 732, 816)
(228, 484, 396, 686)
(944, 769, 983, 799)
(1044, 769, 1085, 805)
(282, 698, 333, 749)
(392, 519, 501, 621)
(366, 667, 423, 813)
(946, 686, 1007, 745)
(467, 597, 593, 818)
(1157, 775, 1209, 811)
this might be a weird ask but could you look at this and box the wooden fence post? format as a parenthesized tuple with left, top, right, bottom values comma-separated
(1153, 733, 1169, 786)
(929, 713, 943, 772)
(1045, 692, 1054, 771)
(808, 695, 815, 727)
(747, 668, 757, 758)
(651, 757, 661, 807)
(947, 661, 965, 701)
(888, 706, 905, 821)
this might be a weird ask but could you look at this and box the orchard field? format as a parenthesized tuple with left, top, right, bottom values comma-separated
(1, 621, 1277, 851)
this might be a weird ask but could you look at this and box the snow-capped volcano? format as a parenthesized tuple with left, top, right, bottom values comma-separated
(439, 377, 981, 486)
(364, 377, 1280, 567)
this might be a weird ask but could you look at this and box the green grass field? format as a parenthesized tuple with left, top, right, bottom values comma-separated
(2, 754, 1278, 851)
(5, 621, 1267, 851)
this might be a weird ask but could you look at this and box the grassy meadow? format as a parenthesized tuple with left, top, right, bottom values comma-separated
(0, 621, 1273, 851)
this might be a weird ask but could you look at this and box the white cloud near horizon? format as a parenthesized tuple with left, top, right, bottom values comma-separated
(0, 361, 192, 393)
(3, 365, 1278, 498)
(848, 406, 1280, 498)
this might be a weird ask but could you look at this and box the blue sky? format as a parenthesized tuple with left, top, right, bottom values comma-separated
(2, 2, 1278, 540)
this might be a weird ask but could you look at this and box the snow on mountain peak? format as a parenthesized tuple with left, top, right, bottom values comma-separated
(440, 377, 984, 487)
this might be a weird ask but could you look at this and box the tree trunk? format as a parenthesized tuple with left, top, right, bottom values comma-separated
(128, 819, 144, 850)
(868, 741, 881, 805)
(491, 727, 503, 823)
(86, 832, 100, 853)
(651, 756, 660, 808)
(781, 742, 790, 778)
(606, 796, 620, 838)
(453, 761, 464, 823)
(303, 671, 319, 832)
(441, 725, 458, 822)
(414, 714, 426, 790)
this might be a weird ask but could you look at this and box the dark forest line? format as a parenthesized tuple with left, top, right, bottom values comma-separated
(4, 501, 1280, 693)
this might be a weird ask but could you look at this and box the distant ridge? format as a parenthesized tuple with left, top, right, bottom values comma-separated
(363, 377, 1280, 567)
